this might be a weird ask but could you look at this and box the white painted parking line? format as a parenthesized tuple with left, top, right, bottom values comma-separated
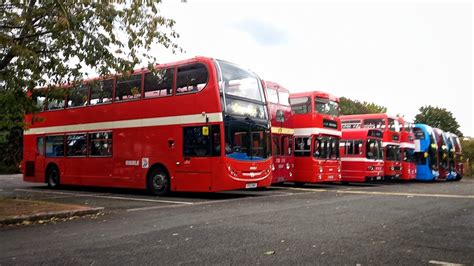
(280, 187, 328, 192)
(429, 260, 464, 266)
(0, 177, 14, 180)
(127, 204, 186, 212)
(336, 190, 474, 199)
(15, 188, 195, 205)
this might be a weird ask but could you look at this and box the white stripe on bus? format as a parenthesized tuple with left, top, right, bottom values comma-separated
(340, 158, 384, 163)
(294, 127, 342, 137)
(400, 142, 415, 148)
(23, 112, 223, 135)
(382, 141, 400, 147)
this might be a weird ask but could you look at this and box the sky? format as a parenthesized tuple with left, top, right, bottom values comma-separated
(143, 0, 473, 136)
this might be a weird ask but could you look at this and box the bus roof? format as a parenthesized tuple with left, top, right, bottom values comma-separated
(264, 81, 289, 93)
(289, 91, 339, 102)
(341, 113, 397, 121)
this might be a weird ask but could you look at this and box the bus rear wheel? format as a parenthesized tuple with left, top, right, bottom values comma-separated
(46, 165, 60, 188)
(148, 168, 170, 196)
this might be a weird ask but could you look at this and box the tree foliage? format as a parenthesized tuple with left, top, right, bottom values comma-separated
(339, 97, 387, 115)
(0, 0, 181, 172)
(414, 106, 462, 136)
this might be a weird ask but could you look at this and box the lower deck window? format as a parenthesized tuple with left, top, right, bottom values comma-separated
(89, 132, 112, 156)
(294, 137, 311, 157)
(45, 135, 64, 157)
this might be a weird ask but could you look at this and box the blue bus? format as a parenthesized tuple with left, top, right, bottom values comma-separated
(413, 124, 439, 180)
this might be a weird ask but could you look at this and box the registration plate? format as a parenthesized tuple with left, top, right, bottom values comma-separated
(246, 183, 257, 189)
(328, 175, 334, 179)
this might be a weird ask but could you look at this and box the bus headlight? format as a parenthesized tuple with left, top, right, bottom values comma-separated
(319, 168, 323, 173)
(390, 166, 395, 170)
(271, 164, 275, 171)
(368, 166, 374, 171)
(286, 163, 290, 170)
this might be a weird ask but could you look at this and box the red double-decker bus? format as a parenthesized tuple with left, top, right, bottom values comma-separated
(341, 114, 402, 180)
(264, 81, 294, 184)
(339, 129, 384, 183)
(22, 57, 273, 195)
(289, 91, 341, 184)
(398, 117, 416, 180)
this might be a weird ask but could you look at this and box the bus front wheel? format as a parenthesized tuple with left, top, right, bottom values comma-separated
(148, 167, 170, 196)
(46, 165, 60, 188)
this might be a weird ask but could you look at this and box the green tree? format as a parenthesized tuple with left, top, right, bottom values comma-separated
(461, 138, 473, 177)
(414, 106, 462, 136)
(339, 97, 387, 115)
(0, 1, 181, 172)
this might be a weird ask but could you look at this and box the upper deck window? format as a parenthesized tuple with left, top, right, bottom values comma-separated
(388, 118, 400, 132)
(90, 79, 113, 105)
(278, 91, 290, 106)
(145, 68, 174, 97)
(363, 119, 385, 129)
(46, 89, 66, 110)
(413, 128, 425, 139)
(67, 84, 89, 107)
(315, 97, 339, 116)
(176, 63, 208, 94)
(32, 90, 47, 111)
(218, 60, 263, 102)
(404, 122, 413, 133)
(342, 120, 361, 129)
(266, 88, 279, 104)
(115, 74, 142, 101)
(290, 97, 311, 114)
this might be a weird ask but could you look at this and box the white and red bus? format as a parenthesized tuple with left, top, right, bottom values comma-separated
(289, 91, 341, 184)
(339, 129, 384, 183)
(447, 132, 464, 181)
(398, 117, 416, 180)
(341, 114, 402, 180)
(264, 81, 294, 184)
(22, 57, 273, 195)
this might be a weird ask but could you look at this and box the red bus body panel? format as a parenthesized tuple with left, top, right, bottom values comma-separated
(23, 57, 273, 192)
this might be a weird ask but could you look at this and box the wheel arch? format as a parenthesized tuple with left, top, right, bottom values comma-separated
(44, 162, 59, 183)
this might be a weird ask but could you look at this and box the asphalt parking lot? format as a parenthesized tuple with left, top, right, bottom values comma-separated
(1, 174, 473, 265)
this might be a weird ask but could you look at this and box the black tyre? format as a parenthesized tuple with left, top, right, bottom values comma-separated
(147, 167, 170, 196)
(46, 165, 60, 188)
(454, 174, 463, 181)
(294, 182, 306, 187)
